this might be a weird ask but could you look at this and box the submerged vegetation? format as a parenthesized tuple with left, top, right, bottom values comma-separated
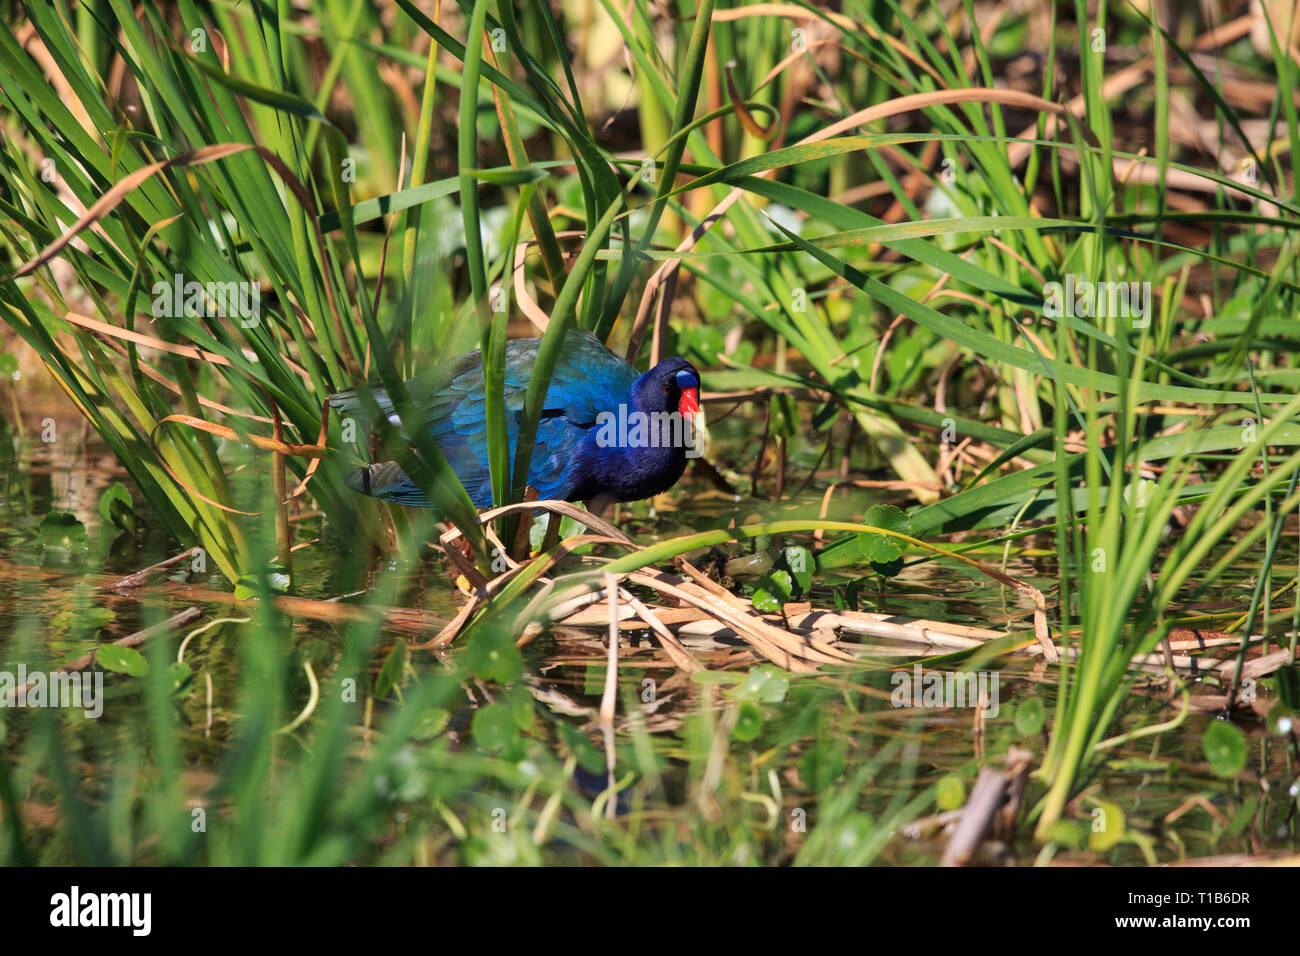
(2, 0, 1300, 866)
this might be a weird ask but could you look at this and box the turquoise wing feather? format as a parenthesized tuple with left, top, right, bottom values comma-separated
(328, 328, 637, 507)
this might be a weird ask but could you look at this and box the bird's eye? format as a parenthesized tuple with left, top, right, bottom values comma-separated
(662, 381, 671, 395)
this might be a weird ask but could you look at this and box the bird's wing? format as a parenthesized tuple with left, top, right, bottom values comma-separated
(329, 329, 637, 505)
(444, 328, 638, 501)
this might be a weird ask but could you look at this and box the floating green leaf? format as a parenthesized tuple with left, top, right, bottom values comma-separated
(465, 627, 523, 684)
(1014, 698, 1045, 736)
(752, 569, 793, 613)
(732, 701, 764, 741)
(731, 665, 790, 704)
(858, 504, 913, 569)
(936, 772, 965, 811)
(1088, 799, 1126, 852)
(1202, 720, 1248, 779)
(412, 707, 451, 742)
(97, 645, 148, 678)
(782, 546, 815, 593)
(470, 702, 518, 753)
(1043, 819, 1087, 850)
(54, 606, 116, 633)
(39, 512, 86, 549)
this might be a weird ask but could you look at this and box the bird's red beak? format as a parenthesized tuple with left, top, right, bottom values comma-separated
(678, 386, 700, 422)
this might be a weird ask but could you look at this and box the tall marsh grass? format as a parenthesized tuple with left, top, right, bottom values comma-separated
(2, 0, 1300, 863)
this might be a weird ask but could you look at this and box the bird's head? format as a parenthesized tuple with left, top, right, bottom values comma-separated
(633, 357, 701, 423)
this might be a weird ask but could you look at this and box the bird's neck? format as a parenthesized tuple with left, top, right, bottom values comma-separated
(573, 412, 688, 503)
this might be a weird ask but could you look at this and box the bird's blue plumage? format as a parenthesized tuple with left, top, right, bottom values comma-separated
(328, 328, 694, 509)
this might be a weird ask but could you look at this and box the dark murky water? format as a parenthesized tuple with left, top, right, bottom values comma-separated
(2, 381, 1297, 866)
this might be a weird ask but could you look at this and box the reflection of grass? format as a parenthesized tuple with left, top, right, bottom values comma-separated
(0, 549, 936, 864)
(2, 0, 1300, 863)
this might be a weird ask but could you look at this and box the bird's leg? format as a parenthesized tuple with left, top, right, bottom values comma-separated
(508, 486, 541, 561)
(584, 492, 617, 521)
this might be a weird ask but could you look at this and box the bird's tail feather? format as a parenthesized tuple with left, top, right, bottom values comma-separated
(326, 386, 393, 418)
(344, 460, 432, 507)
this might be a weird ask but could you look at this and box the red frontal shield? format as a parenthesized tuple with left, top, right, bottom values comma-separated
(678, 386, 700, 421)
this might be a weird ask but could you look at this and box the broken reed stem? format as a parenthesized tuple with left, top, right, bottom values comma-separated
(616, 586, 702, 673)
(600, 571, 619, 820)
(109, 547, 203, 590)
(273, 406, 292, 578)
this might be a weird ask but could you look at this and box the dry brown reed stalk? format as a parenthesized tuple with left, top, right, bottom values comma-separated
(600, 571, 620, 819)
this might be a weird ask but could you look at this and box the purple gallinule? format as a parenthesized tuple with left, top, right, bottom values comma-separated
(328, 328, 702, 513)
